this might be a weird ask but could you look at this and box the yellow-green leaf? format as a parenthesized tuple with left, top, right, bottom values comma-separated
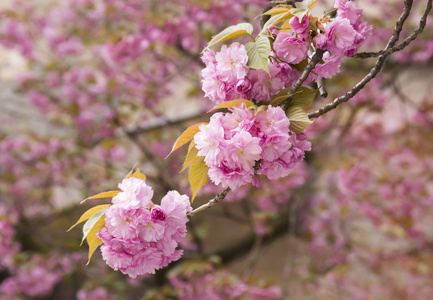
(189, 156, 209, 201)
(86, 216, 105, 265)
(124, 162, 138, 179)
(207, 99, 254, 113)
(269, 88, 302, 107)
(81, 208, 107, 245)
(260, 11, 293, 34)
(263, 5, 292, 15)
(68, 204, 111, 232)
(288, 86, 318, 107)
(279, 20, 291, 32)
(166, 122, 208, 158)
(245, 36, 271, 75)
(286, 106, 314, 133)
(126, 168, 146, 181)
(307, 0, 318, 11)
(203, 23, 253, 51)
(292, 58, 308, 71)
(290, 8, 307, 22)
(180, 142, 201, 173)
(80, 191, 120, 204)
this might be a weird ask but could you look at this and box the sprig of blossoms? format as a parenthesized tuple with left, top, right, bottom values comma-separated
(92, 177, 192, 278)
(201, 0, 372, 104)
(201, 43, 299, 103)
(194, 103, 311, 189)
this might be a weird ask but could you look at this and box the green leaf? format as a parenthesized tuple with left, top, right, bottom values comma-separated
(166, 122, 208, 158)
(290, 8, 307, 22)
(292, 58, 308, 71)
(68, 204, 111, 232)
(207, 99, 254, 113)
(86, 216, 105, 265)
(288, 86, 318, 107)
(269, 88, 303, 106)
(81, 208, 107, 245)
(245, 36, 271, 75)
(203, 23, 253, 51)
(80, 191, 120, 204)
(286, 106, 314, 133)
(189, 156, 209, 202)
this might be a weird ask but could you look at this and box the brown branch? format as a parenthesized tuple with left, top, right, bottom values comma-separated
(188, 187, 231, 217)
(353, 2, 432, 60)
(308, 0, 432, 119)
(281, 48, 325, 111)
(124, 111, 203, 135)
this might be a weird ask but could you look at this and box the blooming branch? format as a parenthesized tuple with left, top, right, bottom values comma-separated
(187, 187, 231, 217)
(308, 0, 432, 119)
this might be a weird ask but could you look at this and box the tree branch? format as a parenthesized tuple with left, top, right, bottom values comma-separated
(188, 187, 231, 217)
(308, 0, 432, 119)
(353, 1, 431, 59)
(281, 48, 325, 111)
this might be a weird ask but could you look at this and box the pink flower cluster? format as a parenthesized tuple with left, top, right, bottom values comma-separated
(201, 0, 372, 104)
(97, 177, 192, 278)
(0, 254, 71, 299)
(194, 104, 311, 189)
(315, 0, 372, 57)
(201, 43, 300, 103)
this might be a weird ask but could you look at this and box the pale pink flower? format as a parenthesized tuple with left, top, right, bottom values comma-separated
(248, 64, 285, 102)
(215, 42, 249, 80)
(255, 105, 291, 135)
(201, 62, 228, 103)
(260, 134, 291, 162)
(226, 131, 262, 170)
(273, 33, 308, 64)
(289, 15, 310, 41)
(208, 161, 255, 189)
(113, 177, 153, 208)
(201, 48, 216, 64)
(314, 52, 342, 80)
(316, 18, 356, 56)
(194, 119, 226, 165)
(104, 205, 144, 240)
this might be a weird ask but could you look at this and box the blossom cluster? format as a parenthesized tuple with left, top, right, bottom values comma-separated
(0, 254, 72, 299)
(201, 43, 299, 103)
(201, 0, 372, 103)
(97, 177, 192, 278)
(194, 104, 311, 189)
(316, 0, 373, 55)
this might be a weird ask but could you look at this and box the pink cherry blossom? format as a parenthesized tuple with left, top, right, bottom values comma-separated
(273, 33, 308, 64)
(215, 42, 249, 81)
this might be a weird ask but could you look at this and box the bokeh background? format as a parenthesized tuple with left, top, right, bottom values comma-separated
(0, 0, 433, 299)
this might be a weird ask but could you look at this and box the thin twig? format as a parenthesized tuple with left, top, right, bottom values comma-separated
(281, 48, 325, 111)
(353, 8, 431, 60)
(308, 0, 432, 119)
(188, 187, 231, 217)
